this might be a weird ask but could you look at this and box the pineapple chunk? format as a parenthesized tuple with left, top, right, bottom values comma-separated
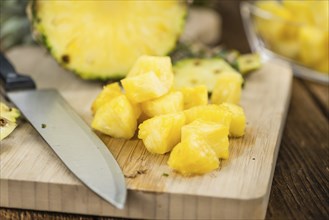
(236, 54, 261, 75)
(179, 85, 208, 109)
(184, 104, 231, 127)
(168, 136, 219, 176)
(91, 82, 122, 114)
(91, 95, 138, 139)
(138, 112, 185, 154)
(219, 103, 246, 137)
(121, 71, 168, 103)
(141, 91, 184, 117)
(182, 119, 229, 159)
(298, 26, 327, 67)
(210, 72, 243, 105)
(127, 55, 174, 90)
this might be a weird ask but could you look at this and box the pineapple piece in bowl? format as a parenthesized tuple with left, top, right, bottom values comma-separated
(138, 112, 185, 154)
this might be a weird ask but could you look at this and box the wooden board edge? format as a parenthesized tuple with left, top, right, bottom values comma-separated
(0, 178, 274, 219)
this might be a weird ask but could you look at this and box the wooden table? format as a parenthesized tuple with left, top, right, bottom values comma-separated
(1, 2, 329, 219)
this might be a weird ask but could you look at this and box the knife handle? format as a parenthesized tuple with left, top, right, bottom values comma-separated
(0, 53, 36, 91)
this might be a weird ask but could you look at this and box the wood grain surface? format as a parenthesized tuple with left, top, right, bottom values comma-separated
(0, 46, 292, 219)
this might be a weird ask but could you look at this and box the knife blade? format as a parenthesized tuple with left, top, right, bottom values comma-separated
(0, 53, 126, 209)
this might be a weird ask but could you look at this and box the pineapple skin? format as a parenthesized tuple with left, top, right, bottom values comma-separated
(0, 102, 20, 140)
(29, 1, 187, 80)
(138, 112, 185, 154)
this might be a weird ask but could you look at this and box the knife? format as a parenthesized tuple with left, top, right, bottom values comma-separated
(0, 53, 126, 209)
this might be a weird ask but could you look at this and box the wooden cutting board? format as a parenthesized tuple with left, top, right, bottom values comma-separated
(0, 46, 292, 219)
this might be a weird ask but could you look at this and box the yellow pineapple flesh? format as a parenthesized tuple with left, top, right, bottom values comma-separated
(138, 112, 185, 154)
(182, 119, 229, 159)
(141, 91, 184, 118)
(91, 95, 138, 139)
(179, 85, 208, 109)
(127, 56, 174, 90)
(32, 1, 186, 79)
(168, 136, 219, 176)
(121, 71, 168, 103)
(210, 72, 243, 105)
(91, 82, 122, 114)
(184, 104, 232, 127)
(219, 103, 246, 137)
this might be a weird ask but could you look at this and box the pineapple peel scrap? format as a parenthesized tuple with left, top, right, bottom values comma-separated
(0, 102, 20, 141)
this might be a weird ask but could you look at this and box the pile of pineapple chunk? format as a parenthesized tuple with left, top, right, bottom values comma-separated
(91, 56, 245, 176)
(255, 0, 328, 73)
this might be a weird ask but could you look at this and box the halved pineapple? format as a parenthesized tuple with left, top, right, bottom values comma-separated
(219, 103, 246, 137)
(141, 91, 184, 117)
(91, 82, 122, 114)
(91, 95, 138, 139)
(30, 1, 186, 79)
(0, 102, 20, 141)
(138, 112, 185, 154)
(121, 71, 168, 103)
(210, 72, 243, 105)
(182, 119, 229, 159)
(168, 135, 219, 176)
(184, 104, 232, 127)
(179, 85, 208, 109)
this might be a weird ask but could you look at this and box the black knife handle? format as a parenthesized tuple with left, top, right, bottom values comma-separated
(0, 53, 36, 91)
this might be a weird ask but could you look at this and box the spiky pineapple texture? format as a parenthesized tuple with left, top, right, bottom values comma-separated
(0, 0, 34, 50)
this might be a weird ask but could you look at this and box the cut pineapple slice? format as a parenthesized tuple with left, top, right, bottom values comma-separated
(179, 85, 208, 109)
(121, 71, 168, 103)
(168, 136, 219, 176)
(182, 119, 229, 159)
(91, 82, 122, 114)
(128, 56, 174, 91)
(91, 95, 138, 139)
(138, 112, 185, 154)
(0, 102, 20, 141)
(210, 72, 243, 105)
(173, 58, 239, 92)
(184, 104, 231, 127)
(141, 91, 184, 117)
(219, 103, 246, 137)
(31, 1, 186, 79)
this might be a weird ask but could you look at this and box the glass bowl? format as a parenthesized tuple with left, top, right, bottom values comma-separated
(240, 1, 329, 84)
